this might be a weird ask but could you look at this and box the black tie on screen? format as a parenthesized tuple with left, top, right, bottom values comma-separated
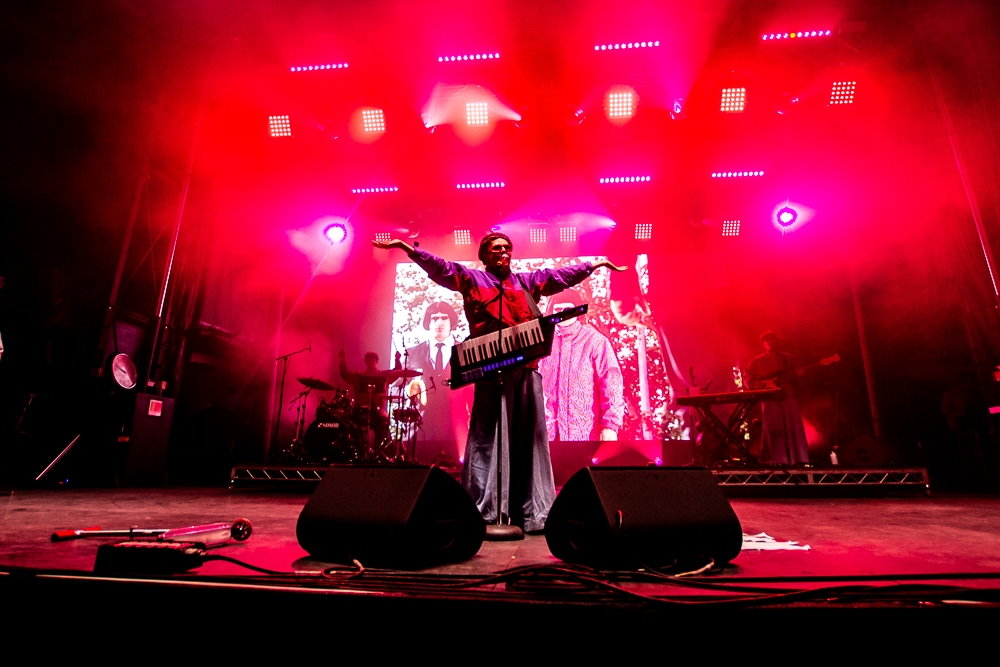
(435, 343, 445, 371)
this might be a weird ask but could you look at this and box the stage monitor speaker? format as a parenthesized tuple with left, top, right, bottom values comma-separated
(296, 465, 485, 568)
(545, 467, 742, 569)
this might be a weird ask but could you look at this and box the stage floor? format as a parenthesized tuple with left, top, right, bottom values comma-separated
(3, 487, 1000, 580)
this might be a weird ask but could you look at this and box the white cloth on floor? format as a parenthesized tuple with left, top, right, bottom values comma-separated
(742, 532, 811, 551)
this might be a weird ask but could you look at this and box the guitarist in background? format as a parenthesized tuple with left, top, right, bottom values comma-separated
(746, 331, 810, 466)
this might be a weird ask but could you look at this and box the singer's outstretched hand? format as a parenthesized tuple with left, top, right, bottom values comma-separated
(592, 259, 628, 272)
(372, 238, 415, 253)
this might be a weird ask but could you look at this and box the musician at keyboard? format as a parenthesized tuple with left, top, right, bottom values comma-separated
(373, 233, 624, 534)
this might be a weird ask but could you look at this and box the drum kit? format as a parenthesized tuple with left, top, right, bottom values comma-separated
(277, 370, 425, 465)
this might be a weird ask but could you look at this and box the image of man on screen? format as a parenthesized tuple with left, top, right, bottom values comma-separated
(540, 290, 625, 442)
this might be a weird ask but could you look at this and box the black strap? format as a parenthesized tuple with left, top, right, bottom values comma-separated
(513, 273, 543, 319)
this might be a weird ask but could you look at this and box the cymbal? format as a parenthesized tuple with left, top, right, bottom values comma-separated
(377, 369, 423, 380)
(297, 376, 338, 391)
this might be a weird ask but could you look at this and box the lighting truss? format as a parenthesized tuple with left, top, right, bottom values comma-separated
(351, 187, 398, 194)
(438, 52, 500, 62)
(454, 229, 473, 245)
(600, 176, 651, 184)
(290, 62, 349, 72)
(362, 109, 385, 133)
(373, 232, 392, 244)
(830, 81, 857, 105)
(594, 40, 660, 51)
(711, 171, 764, 178)
(634, 223, 653, 240)
(456, 182, 505, 189)
(607, 92, 635, 118)
(762, 30, 831, 41)
(529, 228, 547, 243)
(722, 220, 740, 237)
(559, 226, 577, 242)
(720, 87, 746, 113)
(268, 115, 292, 137)
(466, 101, 489, 126)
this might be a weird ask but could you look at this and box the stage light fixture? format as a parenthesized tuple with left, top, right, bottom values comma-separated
(599, 176, 652, 184)
(324, 222, 348, 244)
(456, 182, 505, 189)
(829, 81, 857, 105)
(466, 101, 489, 126)
(711, 171, 764, 178)
(776, 207, 797, 227)
(594, 40, 660, 51)
(268, 115, 291, 137)
(762, 30, 831, 41)
(439, 52, 500, 63)
(607, 92, 635, 118)
(722, 220, 741, 237)
(454, 229, 473, 245)
(373, 232, 392, 244)
(351, 187, 399, 194)
(529, 228, 547, 243)
(720, 87, 746, 113)
(362, 109, 385, 133)
(634, 223, 653, 240)
(559, 226, 577, 242)
(290, 62, 349, 72)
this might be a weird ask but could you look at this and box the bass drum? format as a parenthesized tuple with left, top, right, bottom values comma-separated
(304, 416, 358, 464)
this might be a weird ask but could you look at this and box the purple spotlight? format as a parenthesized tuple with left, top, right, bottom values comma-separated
(323, 222, 348, 243)
(776, 207, 797, 227)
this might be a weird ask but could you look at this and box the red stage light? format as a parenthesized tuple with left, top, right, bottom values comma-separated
(711, 170, 764, 178)
(559, 227, 577, 242)
(762, 30, 831, 41)
(352, 187, 398, 194)
(268, 115, 291, 137)
(529, 228, 546, 243)
(374, 232, 392, 244)
(454, 230, 473, 245)
(607, 91, 635, 119)
(324, 223, 348, 243)
(776, 207, 797, 227)
(594, 40, 660, 51)
(290, 62, 349, 72)
(599, 176, 651, 184)
(830, 81, 857, 105)
(456, 182, 504, 189)
(634, 223, 653, 240)
(438, 52, 500, 63)
(722, 220, 740, 237)
(720, 87, 746, 113)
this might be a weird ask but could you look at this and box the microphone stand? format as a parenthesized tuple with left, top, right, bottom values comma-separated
(486, 275, 524, 541)
(271, 342, 311, 460)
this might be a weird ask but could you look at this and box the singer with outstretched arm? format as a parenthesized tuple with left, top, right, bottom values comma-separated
(373, 233, 624, 533)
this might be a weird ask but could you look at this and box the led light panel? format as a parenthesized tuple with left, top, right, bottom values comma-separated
(559, 227, 577, 242)
(362, 109, 385, 133)
(466, 101, 489, 126)
(762, 30, 831, 41)
(722, 220, 741, 237)
(373, 232, 392, 244)
(268, 115, 291, 137)
(454, 229, 473, 245)
(529, 228, 546, 243)
(830, 81, 857, 105)
(290, 62, 349, 72)
(634, 223, 653, 240)
(711, 171, 764, 178)
(594, 40, 660, 50)
(351, 187, 399, 193)
(456, 182, 505, 189)
(599, 176, 651, 184)
(607, 92, 635, 118)
(438, 52, 500, 62)
(721, 87, 746, 113)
